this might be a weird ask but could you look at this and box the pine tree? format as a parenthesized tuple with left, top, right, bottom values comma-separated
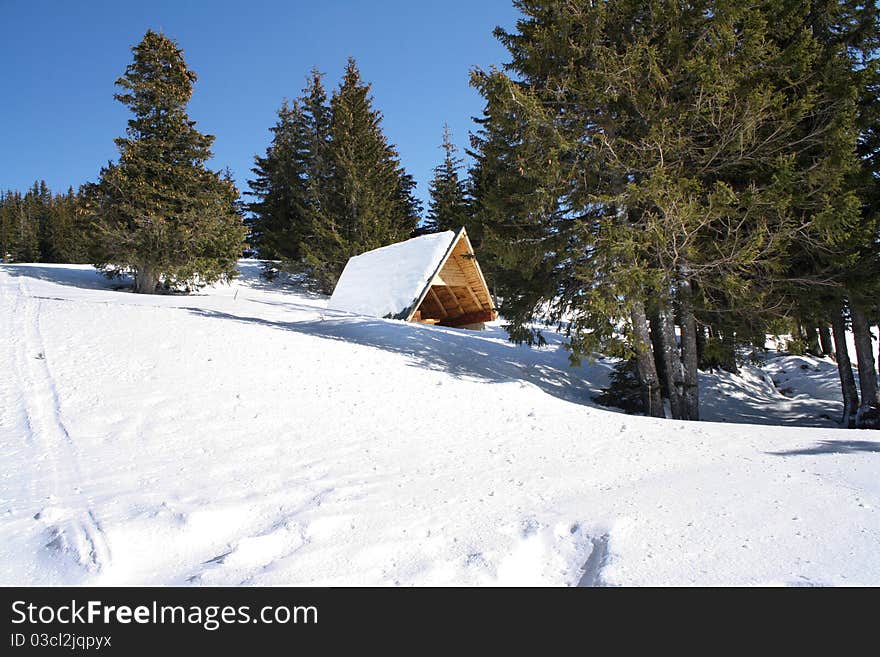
(45, 187, 91, 263)
(17, 183, 43, 262)
(0, 191, 16, 261)
(770, 1, 880, 428)
(87, 30, 245, 293)
(300, 68, 334, 229)
(0, 183, 93, 264)
(247, 99, 310, 263)
(247, 69, 335, 277)
(420, 124, 469, 235)
(1, 191, 30, 262)
(841, 1, 880, 429)
(470, 0, 857, 420)
(30, 180, 53, 261)
(302, 58, 420, 291)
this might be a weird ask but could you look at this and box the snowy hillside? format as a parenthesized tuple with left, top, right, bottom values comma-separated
(1, 261, 878, 586)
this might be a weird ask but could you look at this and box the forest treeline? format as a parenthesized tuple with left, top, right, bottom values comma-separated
(0, 182, 91, 264)
(2, 2, 878, 428)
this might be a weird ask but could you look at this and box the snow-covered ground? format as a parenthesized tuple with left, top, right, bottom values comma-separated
(1, 260, 878, 586)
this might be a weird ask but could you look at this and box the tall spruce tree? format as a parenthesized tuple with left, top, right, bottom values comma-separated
(302, 58, 420, 291)
(16, 183, 45, 262)
(420, 124, 469, 235)
(247, 70, 334, 273)
(39, 186, 90, 263)
(247, 99, 309, 263)
(87, 30, 245, 293)
(3, 191, 23, 261)
(768, 1, 880, 428)
(0, 191, 10, 260)
(470, 1, 858, 420)
(299, 69, 335, 253)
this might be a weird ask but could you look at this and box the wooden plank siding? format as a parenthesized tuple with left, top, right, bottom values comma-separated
(407, 228, 497, 329)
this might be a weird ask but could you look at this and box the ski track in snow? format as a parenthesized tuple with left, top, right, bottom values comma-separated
(9, 278, 110, 576)
(1, 261, 878, 586)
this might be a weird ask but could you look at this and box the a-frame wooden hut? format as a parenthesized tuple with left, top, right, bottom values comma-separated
(327, 228, 497, 329)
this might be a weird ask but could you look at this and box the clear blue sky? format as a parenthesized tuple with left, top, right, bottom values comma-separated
(0, 0, 520, 208)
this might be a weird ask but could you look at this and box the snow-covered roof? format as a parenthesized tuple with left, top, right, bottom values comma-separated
(328, 231, 458, 320)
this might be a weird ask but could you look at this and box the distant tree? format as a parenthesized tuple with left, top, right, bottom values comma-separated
(2, 187, 39, 262)
(2, 192, 20, 261)
(0, 183, 45, 263)
(41, 187, 91, 263)
(247, 70, 334, 274)
(16, 182, 46, 262)
(247, 99, 310, 263)
(419, 124, 469, 235)
(87, 30, 245, 293)
(0, 183, 94, 264)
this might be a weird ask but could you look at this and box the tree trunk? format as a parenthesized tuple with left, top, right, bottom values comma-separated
(831, 306, 859, 428)
(647, 303, 669, 399)
(818, 326, 834, 360)
(851, 303, 880, 429)
(134, 263, 159, 294)
(631, 300, 664, 418)
(677, 278, 700, 421)
(695, 323, 706, 368)
(658, 305, 685, 419)
(804, 325, 822, 357)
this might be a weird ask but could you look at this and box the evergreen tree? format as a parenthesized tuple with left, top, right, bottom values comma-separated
(770, 1, 880, 428)
(0, 191, 20, 261)
(13, 184, 43, 262)
(841, 1, 880, 429)
(247, 70, 336, 273)
(420, 124, 469, 235)
(0, 184, 92, 264)
(302, 58, 420, 291)
(470, 0, 858, 420)
(0, 187, 42, 262)
(595, 357, 644, 415)
(41, 187, 91, 263)
(247, 99, 310, 263)
(299, 69, 335, 256)
(87, 30, 245, 293)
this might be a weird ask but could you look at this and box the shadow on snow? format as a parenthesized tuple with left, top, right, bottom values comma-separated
(2, 263, 867, 430)
(183, 307, 613, 408)
(0, 264, 125, 290)
(768, 440, 880, 456)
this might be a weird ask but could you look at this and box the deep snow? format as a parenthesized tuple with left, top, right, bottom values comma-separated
(1, 260, 878, 586)
(328, 231, 454, 319)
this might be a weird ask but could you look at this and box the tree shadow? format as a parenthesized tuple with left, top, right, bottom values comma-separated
(0, 264, 125, 290)
(183, 307, 614, 407)
(698, 368, 843, 429)
(768, 440, 880, 456)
